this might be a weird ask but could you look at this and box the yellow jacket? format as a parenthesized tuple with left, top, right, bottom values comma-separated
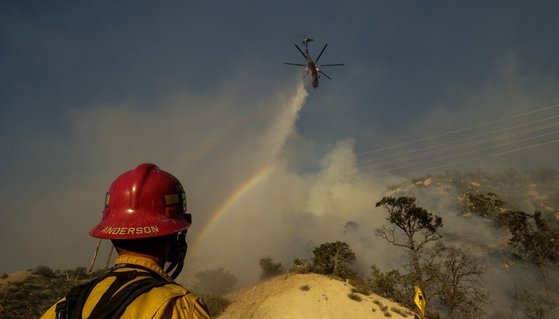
(40, 255, 211, 319)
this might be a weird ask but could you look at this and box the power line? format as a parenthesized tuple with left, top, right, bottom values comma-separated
(265, 102, 559, 187)
(356, 121, 559, 172)
(362, 129, 559, 174)
(356, 114, 559, 167)
(339, 102, 559, 184)
(354, 103, 559, 159)
(352, 137, 559, 185)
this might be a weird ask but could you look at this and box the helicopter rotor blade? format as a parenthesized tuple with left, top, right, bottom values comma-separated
(284, 63, 307, 66)
(294, 44, 307, 60)
(320, 63, 345, 67)
(319, 70, 332, 80)
(315, 43, 328, 63)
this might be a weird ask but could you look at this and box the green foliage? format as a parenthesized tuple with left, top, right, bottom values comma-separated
(379, 302, 388, 312)
(501, 210, 559, 266)
(192, 267, 238, 297)
(367, 265, 408, 304)
(259, 256, 284, 280)
(290, 258, 311, 274)
(347, 291, 362, 301)
(34, 265, 55, 278)
(375, 196, 488, 318)
(311, 241, 356, 279)
(199, 295, 231, 317)
(376, 196, 443, 235)
(390, 306, 412, 317)
(2, 265, 228, 319)
(500, 210, 559, 317)
(372, 298, 392, 317)
(375, 196, 443, 283)
(0, 266, 98, 319)
(462, 190, 506, 217)
(348, 277, 370, 296)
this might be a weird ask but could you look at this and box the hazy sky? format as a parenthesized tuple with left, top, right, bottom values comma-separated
(2, 0, 559, 286)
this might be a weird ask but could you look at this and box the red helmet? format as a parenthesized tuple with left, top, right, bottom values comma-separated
(89, 163, 191, 239)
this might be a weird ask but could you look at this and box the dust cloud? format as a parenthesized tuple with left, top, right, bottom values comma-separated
(2, 60, 558, 319)
(185, 81, 392, 285)
(0, 78, 391, 285)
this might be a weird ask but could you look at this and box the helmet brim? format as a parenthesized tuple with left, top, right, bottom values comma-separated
(89, 212, 191, 239)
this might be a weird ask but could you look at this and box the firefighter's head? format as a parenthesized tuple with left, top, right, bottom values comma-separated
(89, 163, 190, 278)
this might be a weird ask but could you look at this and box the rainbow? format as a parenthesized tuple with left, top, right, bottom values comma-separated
(194, 162, 277, 244)
(192, 82, 307, 245)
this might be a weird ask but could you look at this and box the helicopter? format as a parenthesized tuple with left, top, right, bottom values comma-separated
(284, 38, 344, 89)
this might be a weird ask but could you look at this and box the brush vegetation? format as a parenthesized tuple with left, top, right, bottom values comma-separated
(2, 169, 559, 319)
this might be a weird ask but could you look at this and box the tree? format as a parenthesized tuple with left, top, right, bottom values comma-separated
(433, 248, 486, 319)
(501, 211, 559, 268)
(192, 268, 238, 297)
(343, 221, 359, 234)
(462, 190, 506, 217)
(290, 258, 311, 274)
(34, 265, 55, 278)
(311, 241, 356, 279)
(374, 196, 487, 317)
(259, 257, 284, 280)
(500, 210, 559, 317)
(375, 196, 443, 284)
(367, 265, 408, 304)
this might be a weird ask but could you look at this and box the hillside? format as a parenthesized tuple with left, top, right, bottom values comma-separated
(0, 269, 33, 292)
(1, 269, 416, 319)
(218, 273, 416, 319)
(2, 169, 558, 318)
(0, 266, 100, 318)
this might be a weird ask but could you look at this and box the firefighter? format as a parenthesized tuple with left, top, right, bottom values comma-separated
(40, 163, 211, 318)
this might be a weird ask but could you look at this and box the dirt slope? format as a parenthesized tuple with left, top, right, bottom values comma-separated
(0, 269, 33, 292)
(218, 273, 416, 319)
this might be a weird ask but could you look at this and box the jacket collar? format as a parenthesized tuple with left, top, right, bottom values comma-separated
(114, 255, 172, 281)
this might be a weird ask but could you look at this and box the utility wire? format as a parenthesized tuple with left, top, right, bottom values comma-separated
(269, 102, 559, 187)
(354, 103, 559, 159)
(352, 137, 559, 185)
(356, 114, 559, 167)
(356, 122, 559, 172)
